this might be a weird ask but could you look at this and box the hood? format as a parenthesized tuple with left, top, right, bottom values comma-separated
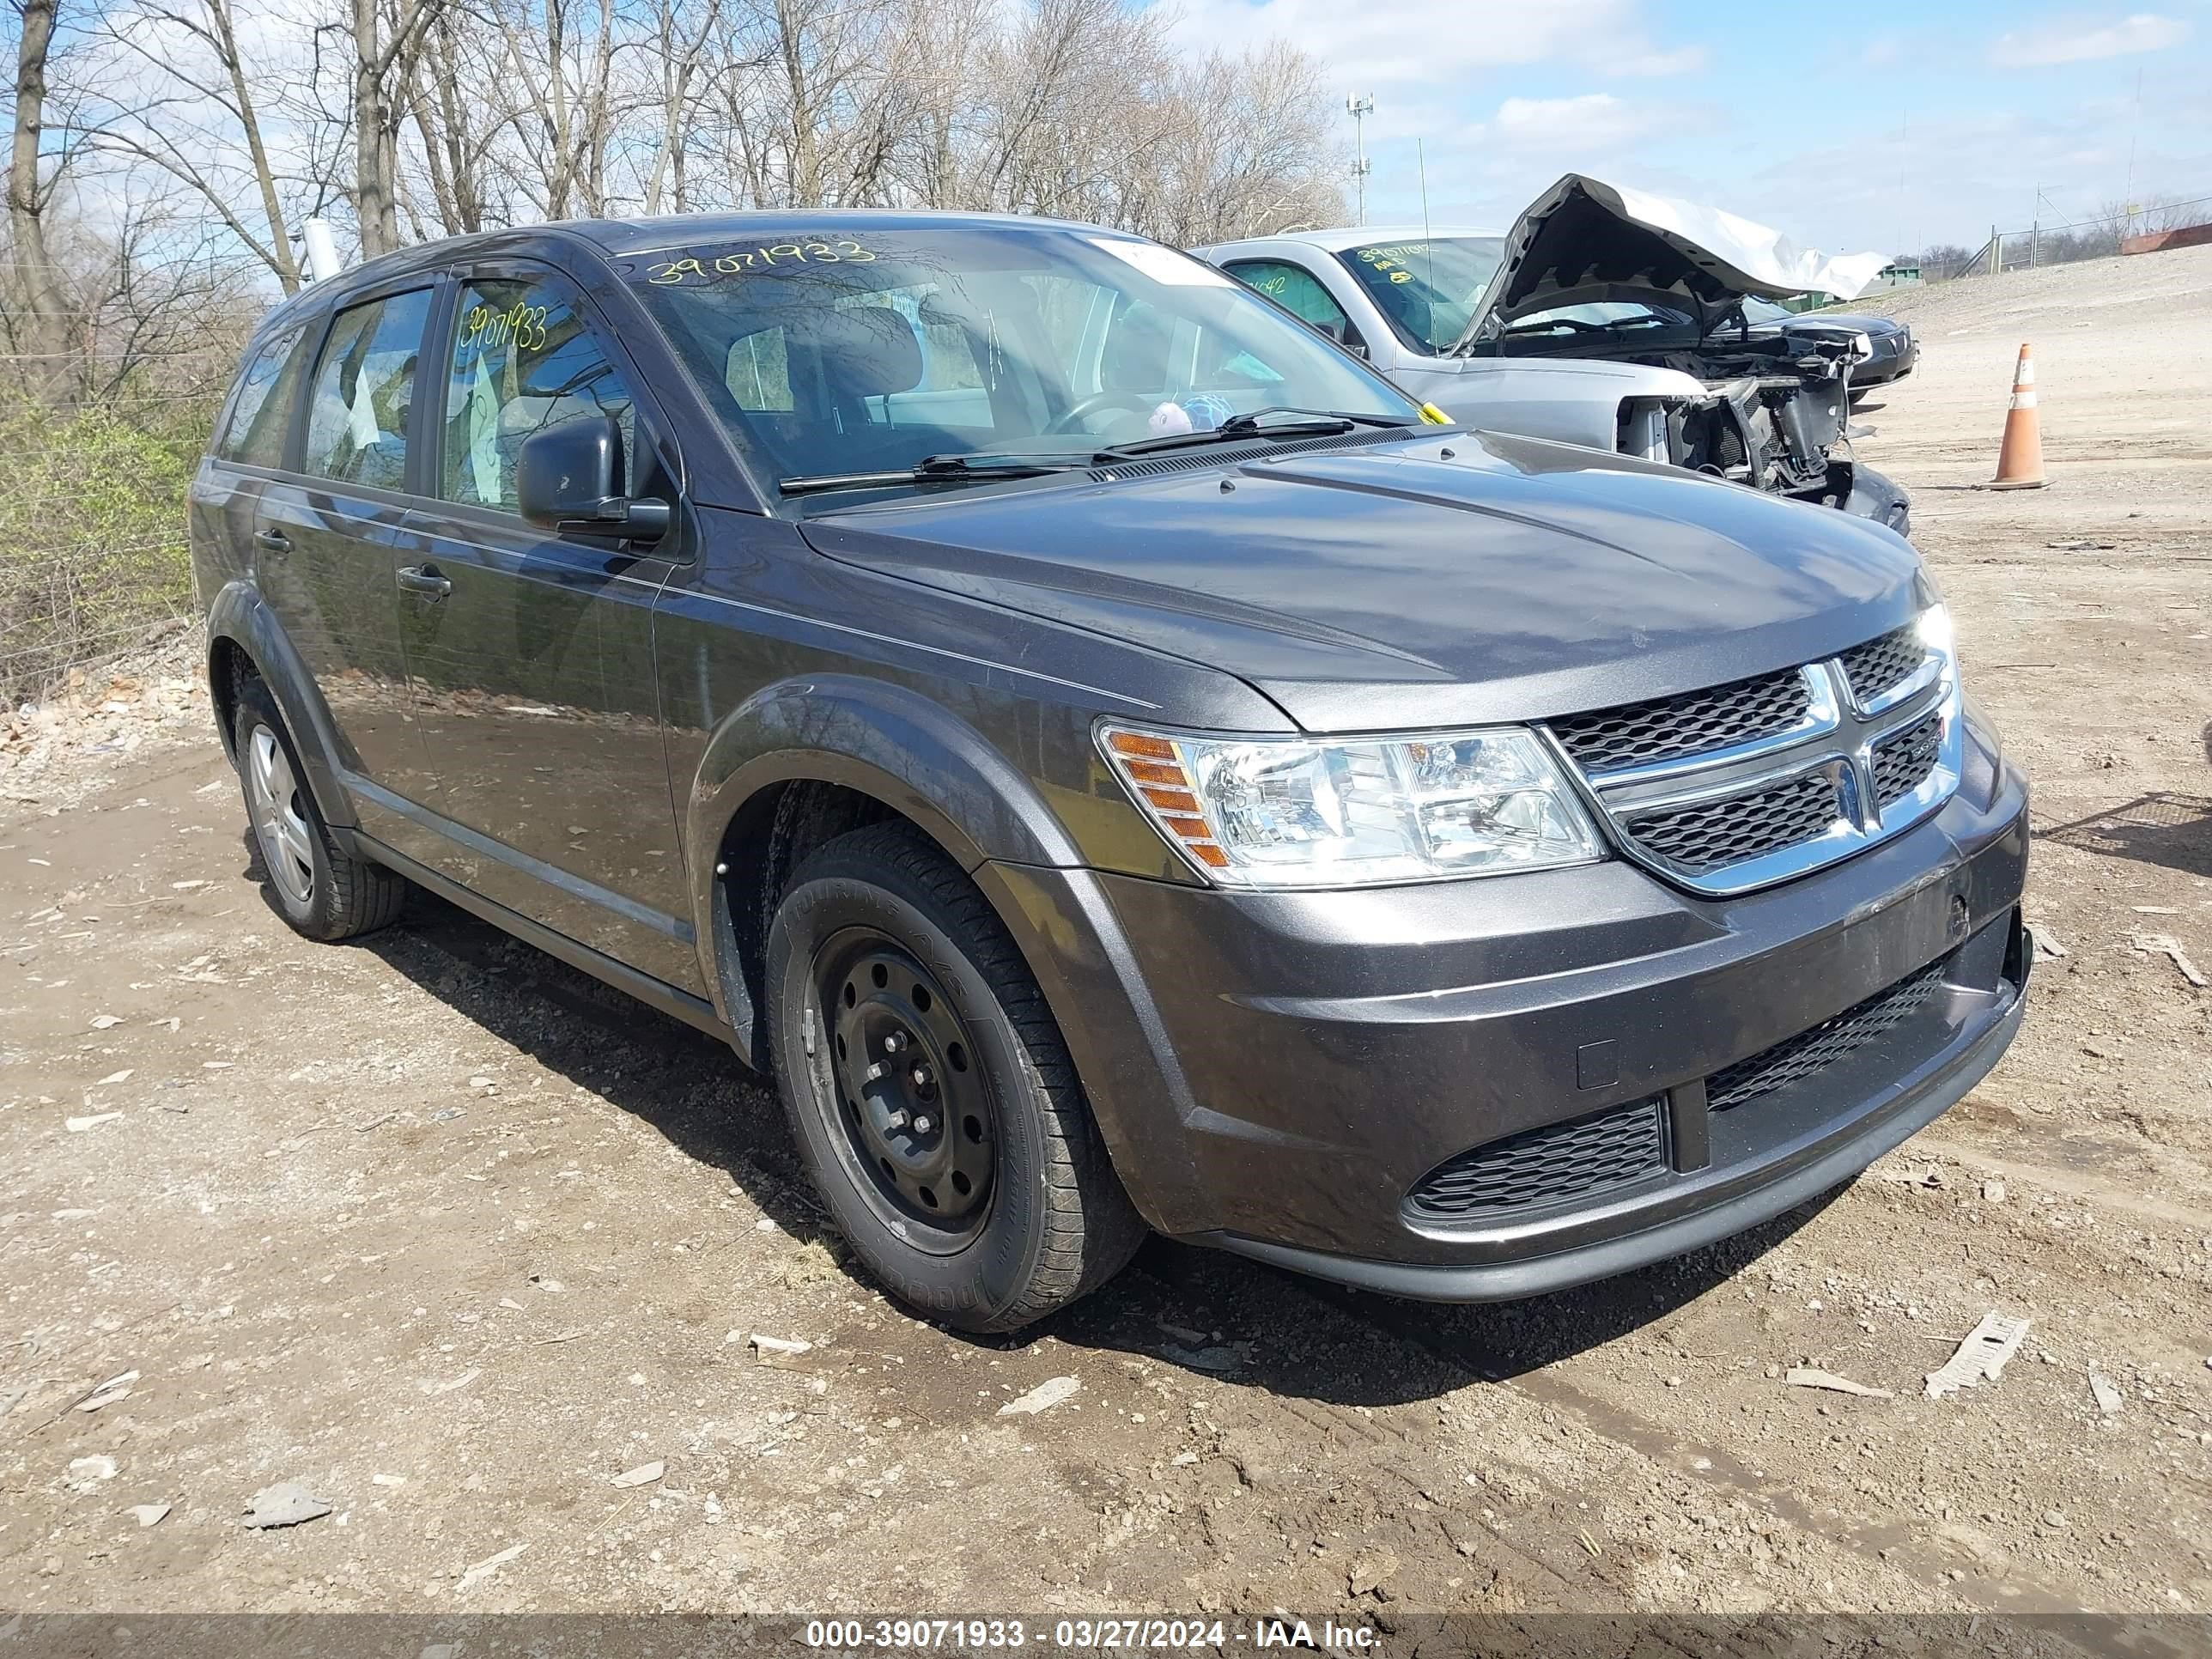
(799, 433, 1925, 735)
(1451, 174, 1890, 354)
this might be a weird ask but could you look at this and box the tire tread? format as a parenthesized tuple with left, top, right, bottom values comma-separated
(776, 821, 1143, 1330)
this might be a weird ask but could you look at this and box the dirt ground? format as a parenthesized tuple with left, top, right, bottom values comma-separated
(3, 245, 2210, 1626)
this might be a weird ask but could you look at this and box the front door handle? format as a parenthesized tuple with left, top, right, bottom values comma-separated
(253, 528, 291, 556)
(396, 564, 453, 599)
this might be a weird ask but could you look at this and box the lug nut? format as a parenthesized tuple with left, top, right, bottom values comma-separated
(884, 1107, 908, 1129)
(911, 1065, 932, 1088)
(865, 1061, 886, 1083)
(913, 1115, 933, 1135)
(884, 1032, 906, 1054)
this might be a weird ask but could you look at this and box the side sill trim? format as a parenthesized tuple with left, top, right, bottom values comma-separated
(351, 831, 734, 1046)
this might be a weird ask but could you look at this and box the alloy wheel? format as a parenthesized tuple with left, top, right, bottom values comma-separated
(246, 724, 316, 908)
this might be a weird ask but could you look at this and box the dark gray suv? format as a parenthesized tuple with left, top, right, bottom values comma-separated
(190, 211, 2030, 1332)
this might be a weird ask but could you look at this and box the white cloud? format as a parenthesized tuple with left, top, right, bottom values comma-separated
(1489, 93, 1659, 151)
(1990, 11, 2190, 68)
(1164, 0, 1699, 112)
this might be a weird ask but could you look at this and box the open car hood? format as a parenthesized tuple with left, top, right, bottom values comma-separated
(1451, 174, 1888, 353)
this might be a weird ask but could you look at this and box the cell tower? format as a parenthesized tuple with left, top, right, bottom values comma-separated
(1347, 95, 1375, 227)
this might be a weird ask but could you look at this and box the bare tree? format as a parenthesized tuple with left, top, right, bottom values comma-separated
(8, 0, 77, 399)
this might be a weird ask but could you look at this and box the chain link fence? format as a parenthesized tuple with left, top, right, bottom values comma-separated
(1927, 191, 2212, 280)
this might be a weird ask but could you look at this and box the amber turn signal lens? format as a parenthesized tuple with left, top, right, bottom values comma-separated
(1097, 726, 1234, 880)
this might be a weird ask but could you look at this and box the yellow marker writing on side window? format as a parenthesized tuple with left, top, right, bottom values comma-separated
(1419, 402, 1452, 426)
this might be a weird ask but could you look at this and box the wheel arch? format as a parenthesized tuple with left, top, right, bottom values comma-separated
(686, 674, 1090, 1060)
(204, 580, 359, 831)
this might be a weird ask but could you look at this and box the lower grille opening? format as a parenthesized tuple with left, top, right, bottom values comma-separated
(1405, 1098, 1668, 1223)
(1708, 957, 1949, 1114)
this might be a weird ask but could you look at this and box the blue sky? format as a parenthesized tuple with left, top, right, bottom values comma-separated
(1165, 0, 2212, 256)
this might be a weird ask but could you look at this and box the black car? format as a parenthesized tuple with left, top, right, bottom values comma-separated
(191, 212, 2029, 1332)
(1738, 296, 1920, 393)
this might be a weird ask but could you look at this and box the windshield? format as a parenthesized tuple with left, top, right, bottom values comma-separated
(624, 226, 1419, 495)
(1333, 237, 1505, 354)
(1740, 296, 1796, 325)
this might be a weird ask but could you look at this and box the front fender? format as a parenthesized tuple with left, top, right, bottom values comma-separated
(204, 579, 359, 831)
(684, 674, 1094, 1037)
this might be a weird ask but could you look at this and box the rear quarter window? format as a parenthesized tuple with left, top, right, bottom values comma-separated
(216, 326, 307, 467)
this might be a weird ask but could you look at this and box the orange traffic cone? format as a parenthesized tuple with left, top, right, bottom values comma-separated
(1989, 343, 2047, 489)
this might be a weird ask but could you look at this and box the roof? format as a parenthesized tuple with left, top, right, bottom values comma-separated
(248, 209, 1146, 334)
(1203, 224, 1505, 256)
(559, 208, 1117, 257)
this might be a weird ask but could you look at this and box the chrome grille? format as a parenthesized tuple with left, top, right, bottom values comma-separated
(1625, 773, 1840, 875)
(1547, 617, 1962, 896)
(1405, 1098, 1667, 1222)
(1871, 710, 1942, 811)
(1708, 958, 1948, 1113)
(1838, 626, 1928, 708)
(1550, 668, 1812, 775)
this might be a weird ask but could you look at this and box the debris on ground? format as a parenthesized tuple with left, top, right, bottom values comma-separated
(2047, 538, 2117, 550)
(65, 1112, 123, 1133)
(1982, 1180, 2008, 1204)
(242, 1481, 332, 1528)
(66, 1455, 118, 1491)
(1926, 1313, 2032, 1399)
(2029, 925, 2069, 960)
(1348, 1547, 1400, 1596)
(458, 1540, 528, 1592)
(1784, 1367, 1893, 1400)
(747, 1334, 811, 1360)
(997, 1376, 1080, 1416)
(2130, 933, 2208, 989)
(611, 1461, 664, 1489)
(1879, 1165, 1946, 1190)
(125, 1503, 171, 1528)
(75, 1370, 137, 1412)
(2089, 1371, 2124, 1416)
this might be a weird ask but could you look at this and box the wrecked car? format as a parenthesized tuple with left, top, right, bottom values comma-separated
(1200, 174, 1910, 534)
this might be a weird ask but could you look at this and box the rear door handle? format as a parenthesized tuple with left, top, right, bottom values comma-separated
(396, 564, 453, 599)
(253, 529, 291, 556)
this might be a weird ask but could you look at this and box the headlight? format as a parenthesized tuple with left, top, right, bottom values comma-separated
(1099, 724, 1605, 889)
(1918, 601, 1954, 659)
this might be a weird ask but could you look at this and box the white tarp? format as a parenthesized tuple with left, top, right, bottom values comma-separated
(1589, 177, 1889, 302)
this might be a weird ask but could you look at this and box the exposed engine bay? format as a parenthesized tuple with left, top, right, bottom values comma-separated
(1613, 334, 1861, 507)
(1444, 173, 1906, 531)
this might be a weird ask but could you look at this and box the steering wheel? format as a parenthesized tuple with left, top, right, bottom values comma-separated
(1047, 391, 1162, 436)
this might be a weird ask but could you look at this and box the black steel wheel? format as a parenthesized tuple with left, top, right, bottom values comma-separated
(813, 931, 996, 1249)
(763, 821, 1145, 1332)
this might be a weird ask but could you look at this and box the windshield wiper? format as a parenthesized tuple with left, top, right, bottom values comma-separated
(1098, 406, 1419, 459)
(777, 452, 1090, 498)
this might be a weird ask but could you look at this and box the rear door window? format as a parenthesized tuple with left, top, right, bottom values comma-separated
(439, 277, 639, 510)
(301, 289, 433, 491)
(1224, 259, 1357, 344)
(216, 326, 307, 467)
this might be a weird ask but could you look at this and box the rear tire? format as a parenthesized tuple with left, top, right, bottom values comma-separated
(764, 821, 1145, 1332)
(233, 676, 406, 941)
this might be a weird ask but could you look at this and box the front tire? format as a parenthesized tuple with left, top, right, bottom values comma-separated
(233, 677, 406, 940)
(764, 822, 1144, 1332)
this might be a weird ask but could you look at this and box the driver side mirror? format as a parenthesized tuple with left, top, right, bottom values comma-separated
(517, 416, 670, 543)
(1310, 316, 1367, 360)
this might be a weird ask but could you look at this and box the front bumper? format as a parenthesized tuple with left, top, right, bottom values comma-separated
(1856, 335, 1919, 387)
(981, 712, 2028, 1299)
